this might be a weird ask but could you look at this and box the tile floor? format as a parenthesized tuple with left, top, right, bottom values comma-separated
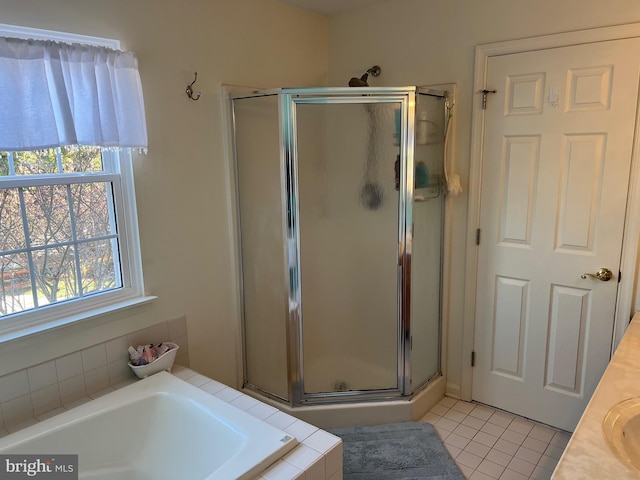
(420, 397, 571, 480)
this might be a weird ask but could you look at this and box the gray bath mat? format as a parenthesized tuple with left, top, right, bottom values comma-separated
(329, 421, 465, 480)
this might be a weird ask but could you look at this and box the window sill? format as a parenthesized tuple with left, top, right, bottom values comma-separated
(0, 295, 157, 344)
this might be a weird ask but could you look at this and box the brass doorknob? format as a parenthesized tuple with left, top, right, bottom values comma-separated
(581, 268, 613, 281)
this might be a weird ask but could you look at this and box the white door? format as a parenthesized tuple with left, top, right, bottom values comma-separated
(473, 38, 640, 431)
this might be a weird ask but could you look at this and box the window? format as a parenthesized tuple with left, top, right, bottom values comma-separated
(0, 146, 146, 338)
(2, 147, 121, 312)
(0, 25, 149, 341)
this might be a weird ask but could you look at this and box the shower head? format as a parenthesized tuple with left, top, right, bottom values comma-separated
(349, 75, 369, 87)
(348, 65, 381, 87)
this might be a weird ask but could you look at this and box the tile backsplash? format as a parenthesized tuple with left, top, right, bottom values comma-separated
(0, 316, 189, 433)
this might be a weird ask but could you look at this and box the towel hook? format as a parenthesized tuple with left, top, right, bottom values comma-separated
(186, 72, 201, 101)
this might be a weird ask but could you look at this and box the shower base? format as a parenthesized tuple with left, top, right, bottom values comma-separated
(243, 375, 445, 429)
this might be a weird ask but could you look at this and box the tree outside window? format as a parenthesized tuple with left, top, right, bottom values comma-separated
(0, 147, 122, 317)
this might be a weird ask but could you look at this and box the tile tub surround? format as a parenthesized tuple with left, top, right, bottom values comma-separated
(0, 361, 342, 480)
(0, 316, 189, 433)
(171, 367, 343, 480)
(553, 312, 640, 479)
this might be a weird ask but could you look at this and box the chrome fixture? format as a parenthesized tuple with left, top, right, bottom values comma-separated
(348, 65, 381, 87)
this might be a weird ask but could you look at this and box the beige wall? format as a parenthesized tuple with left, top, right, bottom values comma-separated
(0, 0, 328, 386)
(327, 0, 640, 396)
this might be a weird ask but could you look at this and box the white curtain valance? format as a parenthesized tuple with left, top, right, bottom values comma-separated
(0, 37, 148, 151)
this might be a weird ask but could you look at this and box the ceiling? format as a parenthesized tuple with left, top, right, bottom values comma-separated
(279, 0, 391, 15)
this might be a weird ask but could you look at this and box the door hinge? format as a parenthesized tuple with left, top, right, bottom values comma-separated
(619, 270, 622, 283)
(480, 89, 497, 109)
(471, 351, 476, 367)
(475, 228, 481, 245)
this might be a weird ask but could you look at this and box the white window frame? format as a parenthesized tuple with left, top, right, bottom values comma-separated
(0, 24, 153, 343)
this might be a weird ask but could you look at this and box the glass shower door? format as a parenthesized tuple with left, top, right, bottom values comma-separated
(294, 99, 402, 397)
(410, 92, 445, 389)
(234, 94, 290, 401)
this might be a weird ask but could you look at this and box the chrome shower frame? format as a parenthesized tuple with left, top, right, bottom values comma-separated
(231, 86, 447, 407)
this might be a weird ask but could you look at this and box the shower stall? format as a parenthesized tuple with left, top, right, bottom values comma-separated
(231, 87, 448, 408)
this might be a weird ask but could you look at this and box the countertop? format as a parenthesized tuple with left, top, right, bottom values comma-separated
(553, 312, 640, 479)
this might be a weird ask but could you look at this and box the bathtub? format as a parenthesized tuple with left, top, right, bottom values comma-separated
(0, 371, 298, 479)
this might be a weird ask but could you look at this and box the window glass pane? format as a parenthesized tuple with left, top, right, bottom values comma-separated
(0, 253, 32, 316)
(24, 185, 72, 247)
(78, 239, 119, 295)
(32, 246, 77, 306)
(0, 188, 26, 252)
(13, 150, 59, 175)
(72, 182, 113, 240)
(62, 146, 103, 173)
